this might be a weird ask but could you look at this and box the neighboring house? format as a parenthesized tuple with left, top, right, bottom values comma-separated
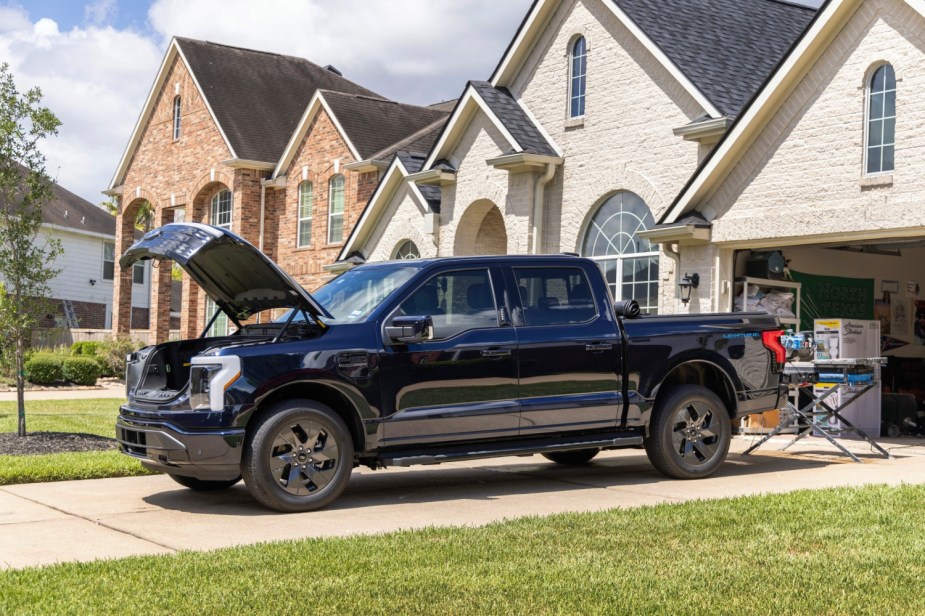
(107, 37, 450, 341)
(10, 164, 151, 331)
(341, 0, 816, 315)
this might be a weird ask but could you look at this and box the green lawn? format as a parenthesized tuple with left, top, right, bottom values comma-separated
(0, 398, 154, 484)
(1, 484, 923, 614)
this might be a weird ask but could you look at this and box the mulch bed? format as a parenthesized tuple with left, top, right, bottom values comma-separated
(0, 432, 117, 456)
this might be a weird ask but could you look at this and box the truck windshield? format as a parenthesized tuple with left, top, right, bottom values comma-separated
(281, 264, 421, 323)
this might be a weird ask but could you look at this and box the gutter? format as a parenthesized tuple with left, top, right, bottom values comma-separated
(532, 162, 557, 254)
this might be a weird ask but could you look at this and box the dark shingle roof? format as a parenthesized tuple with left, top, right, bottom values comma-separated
(469, 81, 558, 156)
(370, 114, 451, 164)
(613, 0, 817, 117)
(396, 151, 442, 211)
(176, 38, 381, 163)
(321, 92, 450, 160)
(8, 163, 114, 236)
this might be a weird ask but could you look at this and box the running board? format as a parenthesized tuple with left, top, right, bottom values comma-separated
(381, 434, 644, 467)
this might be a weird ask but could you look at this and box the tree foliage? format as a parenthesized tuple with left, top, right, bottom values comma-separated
(0, 62, 63, 436)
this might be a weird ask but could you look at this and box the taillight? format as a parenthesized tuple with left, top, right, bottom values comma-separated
(761, 330, 786, 365)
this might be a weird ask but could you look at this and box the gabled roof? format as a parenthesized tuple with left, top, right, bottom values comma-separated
(422, 81, 561, 171)
(321, 92, 450, 160)
(274, 91, 451, 177)
(9, 163, 114, 237)
(469, 82, 558, 157)
(614, 0, 817, 118)
(177, 38, 381, 164)
(490, 0, 817, 119)
(661, 0, 889, 225)
(110, 37, 381, 189)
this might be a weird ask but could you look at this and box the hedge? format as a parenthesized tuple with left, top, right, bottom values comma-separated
(62, 357, 101, 386)
(25, 354, 64, 385)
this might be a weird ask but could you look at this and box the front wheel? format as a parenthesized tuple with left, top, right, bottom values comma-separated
(242, 400, 354, 512)
(644, 385, 731, 479)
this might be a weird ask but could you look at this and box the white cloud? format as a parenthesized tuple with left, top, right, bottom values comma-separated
(0, 0, 531, 203)
(0, 5, 165, 203)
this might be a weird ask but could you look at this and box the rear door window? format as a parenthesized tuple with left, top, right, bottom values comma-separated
(514, 267, 597, 326)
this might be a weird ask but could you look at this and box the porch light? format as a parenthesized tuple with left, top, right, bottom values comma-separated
(679, 273, 699, 304)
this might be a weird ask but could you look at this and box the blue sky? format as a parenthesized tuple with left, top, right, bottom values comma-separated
(3, 0, 822, 204)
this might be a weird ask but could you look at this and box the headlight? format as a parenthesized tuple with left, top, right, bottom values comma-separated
(190, 355, 241, 411)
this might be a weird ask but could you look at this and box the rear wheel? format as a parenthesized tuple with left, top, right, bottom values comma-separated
(168, 474, 241, 491)
(542, 448, 600, 465)
(645, 385, 731, 479)
(242, 400, 354, 512)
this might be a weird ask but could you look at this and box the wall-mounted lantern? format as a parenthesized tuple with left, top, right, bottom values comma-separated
(679, 273, 699, 304)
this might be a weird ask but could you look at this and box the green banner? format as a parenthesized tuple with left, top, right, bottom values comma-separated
(789, 270, 874, 331)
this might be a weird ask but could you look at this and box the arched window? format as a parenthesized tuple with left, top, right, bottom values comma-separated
(393, 240, 419, 260)
(581, 191, 659, 314)
(172, 96, 181, 140)
(210, 189, 232, 229)
(328, 174, 345, 243)
(297, 181, 313, 247)
(569, 36, 587, 118)
(866, 64, 896, 175)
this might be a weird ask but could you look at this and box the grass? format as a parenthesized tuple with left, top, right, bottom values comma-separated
(0, 398, 154, 485)
(1, 483, 924, 614)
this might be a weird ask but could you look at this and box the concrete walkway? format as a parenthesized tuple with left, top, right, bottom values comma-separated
(3, 434, 924, 570)
(0, 383, 126, 402)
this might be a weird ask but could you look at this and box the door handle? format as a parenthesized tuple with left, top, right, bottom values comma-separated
(585, 342, 613, 352)
(481, 348, 511, 358)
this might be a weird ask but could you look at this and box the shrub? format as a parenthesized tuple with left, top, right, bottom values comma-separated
(62, 356, 101, 386)
(97, 335, 141, 378)
(70, 341, 102, 357)
(25, 354, 65, 384)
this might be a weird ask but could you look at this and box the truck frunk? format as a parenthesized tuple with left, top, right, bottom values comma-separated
(116, 223, 786, 512)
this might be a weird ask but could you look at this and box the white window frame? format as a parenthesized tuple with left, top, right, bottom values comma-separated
(297, 181, 313, 248)
(132, 262, 145, 285)
(205, 297, 229, 337)
(568, 36, 587, 119)
(102, 241, 115, 281)
(864, 63, 896, 176)
(172, 95, 181, 140)
(327, 174, 345, 244)
(393, 240, 420, 260)
(211, 189, 232, 229)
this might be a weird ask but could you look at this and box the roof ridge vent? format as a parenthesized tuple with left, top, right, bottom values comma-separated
(324, 64, 342, 76)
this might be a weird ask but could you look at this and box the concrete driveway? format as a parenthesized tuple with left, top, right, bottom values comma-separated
(3, 434, 925, 570)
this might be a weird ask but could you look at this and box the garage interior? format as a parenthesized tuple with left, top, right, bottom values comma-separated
(731, 239, 925, 438)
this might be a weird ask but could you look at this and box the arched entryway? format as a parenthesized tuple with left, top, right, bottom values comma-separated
(454, 200, 508, 256)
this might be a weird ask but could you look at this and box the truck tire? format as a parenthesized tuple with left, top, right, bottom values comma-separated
(242, 400, 354, 512)
(169, 474, 241, 491)
(542, 448, 600, 465)
(644, 385, 731, 479)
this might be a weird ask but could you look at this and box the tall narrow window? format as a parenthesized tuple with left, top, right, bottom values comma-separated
(866, 64, 896, 175)
(328, 174, 345, 244)
(297, 181, 313, 247)
(211, 189, 232, 229)
(569, 36, 587, 118)
(205, 297, 229, 337)
(132, 262, 145, 285)
(102, 241, 115, 280)
(172, 96, 182, 140)
(581, 191, 659, 314)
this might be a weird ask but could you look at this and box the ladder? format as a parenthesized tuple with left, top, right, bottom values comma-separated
(61, 299, 79, 328)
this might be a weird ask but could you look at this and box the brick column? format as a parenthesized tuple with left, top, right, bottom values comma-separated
(111, 206, 137, 335)
(149, 208, 175, 343)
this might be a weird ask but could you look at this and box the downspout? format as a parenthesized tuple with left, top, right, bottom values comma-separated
(663, 242, 682, 307)
(259, 177, 267, 253)
(531, 162, 557, 254)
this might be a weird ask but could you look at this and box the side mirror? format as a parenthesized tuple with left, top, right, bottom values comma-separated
(385, 315, 434, 343)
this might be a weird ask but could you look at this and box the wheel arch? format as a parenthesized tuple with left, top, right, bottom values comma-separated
(247, 381, 369, 453)
(652, 359, 738, 420)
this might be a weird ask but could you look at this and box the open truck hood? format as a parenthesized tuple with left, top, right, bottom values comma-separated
(120, 223, 332, 322)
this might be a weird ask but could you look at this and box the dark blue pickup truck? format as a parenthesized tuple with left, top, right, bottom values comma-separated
(116, 223, 786, 512)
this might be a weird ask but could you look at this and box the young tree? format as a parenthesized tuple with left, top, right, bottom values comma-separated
(0, 63, 62, 436)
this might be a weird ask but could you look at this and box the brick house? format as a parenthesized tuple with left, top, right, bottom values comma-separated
(107, 37, 449, 342)
(341, 0, 815, 315)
